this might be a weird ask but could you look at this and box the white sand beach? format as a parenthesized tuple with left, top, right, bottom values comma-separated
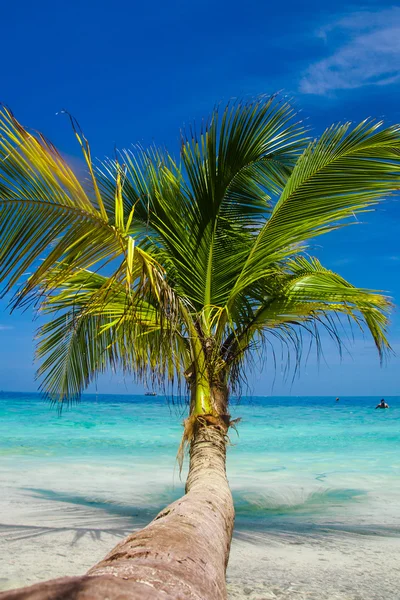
(1, 460, 400, 599)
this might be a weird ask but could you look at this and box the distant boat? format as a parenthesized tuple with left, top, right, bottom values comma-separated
(145, 391, 157, 396)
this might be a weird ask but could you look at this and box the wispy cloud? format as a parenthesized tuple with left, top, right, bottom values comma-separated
(385, 255, 400, 262)
(330, 257, 355, 267)
(0, 325, 14, 331)
(300, 8, 400, 95)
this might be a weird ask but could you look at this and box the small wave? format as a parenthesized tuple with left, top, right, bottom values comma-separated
(234, 486, 366, 517)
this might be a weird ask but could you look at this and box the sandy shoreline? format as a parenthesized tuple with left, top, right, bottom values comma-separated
(2, 396, 400, 599)
(1, 483, 400, 599)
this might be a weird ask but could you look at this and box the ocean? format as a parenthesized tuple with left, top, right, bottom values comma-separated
(1, 393, 399, 599)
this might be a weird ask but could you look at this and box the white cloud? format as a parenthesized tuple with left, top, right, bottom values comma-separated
(0, 325, 14, 331)
(300, 8, 400, 95)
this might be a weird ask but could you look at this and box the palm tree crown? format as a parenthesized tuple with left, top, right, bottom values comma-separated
(0, 96, 397, 414)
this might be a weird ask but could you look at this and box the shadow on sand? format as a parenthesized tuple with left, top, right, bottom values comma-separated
(2, 485, 398, 549)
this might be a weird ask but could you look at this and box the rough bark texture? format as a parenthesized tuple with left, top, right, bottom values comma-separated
(0, 424, 234, 600)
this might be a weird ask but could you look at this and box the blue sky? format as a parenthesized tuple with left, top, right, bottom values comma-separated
(0, 0, 399, 396)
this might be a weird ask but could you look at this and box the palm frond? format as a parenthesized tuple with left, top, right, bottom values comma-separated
(37, 269, 190, 404)
(95, 96, 308, 313)
(0, 107, 158, 304)
(229, 119, 400, 300)
(222, 255, 391, 371)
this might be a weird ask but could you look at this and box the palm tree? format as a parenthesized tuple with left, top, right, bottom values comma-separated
(0, 96, 398, 600)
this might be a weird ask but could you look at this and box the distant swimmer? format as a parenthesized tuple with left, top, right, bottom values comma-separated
(336, 397, 340, 402)
(375, 398, 389, 409)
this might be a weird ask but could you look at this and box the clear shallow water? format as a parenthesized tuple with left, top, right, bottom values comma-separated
(1, 393, 399, 536)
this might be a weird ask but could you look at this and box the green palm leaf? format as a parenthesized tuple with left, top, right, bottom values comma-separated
(0, 107, 159, 304)
(37, 268, 189, 402)
(95, 97, 308, 311)
(228, 119, 400, 302)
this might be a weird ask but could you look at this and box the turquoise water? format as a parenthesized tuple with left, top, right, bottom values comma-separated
(1, 393, 399, 537)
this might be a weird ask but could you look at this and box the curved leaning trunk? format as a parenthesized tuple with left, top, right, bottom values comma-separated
(0, 424, 235, 600)
(88, 423, 234, 598)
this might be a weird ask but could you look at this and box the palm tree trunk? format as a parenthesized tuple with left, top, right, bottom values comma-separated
(0, 422, 234, 600)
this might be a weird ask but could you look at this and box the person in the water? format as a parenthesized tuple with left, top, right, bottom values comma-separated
(336, 397, 340, 402)
(376, 399, 389, 409)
